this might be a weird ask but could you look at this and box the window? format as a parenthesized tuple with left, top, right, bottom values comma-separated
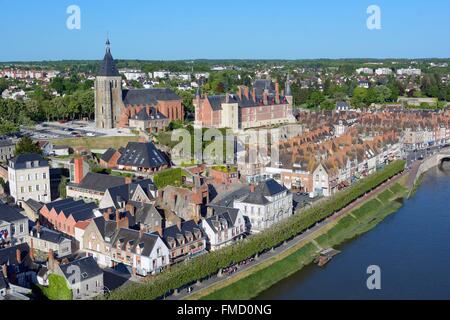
(28, 186, 33, 193)
(36, 185, 40, 191)
(43, 173, 47, 179)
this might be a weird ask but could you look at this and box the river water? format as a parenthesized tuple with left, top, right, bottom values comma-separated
(257, 164, 450, 300)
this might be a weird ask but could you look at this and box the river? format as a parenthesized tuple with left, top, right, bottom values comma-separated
(257, 164, 450, 300)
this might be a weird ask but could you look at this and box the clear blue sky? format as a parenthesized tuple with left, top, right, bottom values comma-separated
(1, 0, 449, 61)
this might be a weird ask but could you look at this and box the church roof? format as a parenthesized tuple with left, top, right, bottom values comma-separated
(122, 88, 180, 106)
(99, 39, 120, 77)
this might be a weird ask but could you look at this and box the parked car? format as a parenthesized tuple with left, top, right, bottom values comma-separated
(86, 132, 96, 137)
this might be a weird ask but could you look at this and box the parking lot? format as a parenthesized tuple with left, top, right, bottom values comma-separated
(20, 121, 135, 140)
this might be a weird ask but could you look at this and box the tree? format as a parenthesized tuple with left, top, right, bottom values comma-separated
(351, 87, 368, 109)
(175, 89, 194, 114)
(58, 177, 68, 199)
(0, 120, 19, 135)
(0, 78, 8, 93)
(320, 100, 335, 110)
(307, 91, 325, 109)
(15, 137, 42, 156)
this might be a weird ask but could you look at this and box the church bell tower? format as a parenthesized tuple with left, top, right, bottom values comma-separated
(95, 38, 123, 129)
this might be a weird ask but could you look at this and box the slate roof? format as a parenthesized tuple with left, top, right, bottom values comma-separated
(73, 173, 126, 193)
(44, 198, 97, 222)
(257, 179, 287, 197)
(30, 226, 71, 244)
(134, 203, 163, 227)
(98, 40, 119, 77)
(111, 228, 160, 256)
(158, 220, 204, 247)
(205, 207, 240, 233)
(101, 148, 117, 163)
(237, 179, 287, 205)
(105, 179, 155, 208)
(117, 142, 168, 169)
(59, 256, 103, 283)
(122, 88, 180, 106)
(210, 185, 251, 208)
(0, 202, 26, 223)
(92, 216, 117, 240)
(9, 153, 48, 169)
(133, 107, 168, 121)
(240, 192, 270, 205)
(0, 138, 14, 148)
(24, 199, 44, 213)
(0, 243, 34, 273)
(253, 79, 275, 96)
(207, 92, 289, 111)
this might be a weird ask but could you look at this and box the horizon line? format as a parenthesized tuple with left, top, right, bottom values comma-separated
(1, 57, 450, 64)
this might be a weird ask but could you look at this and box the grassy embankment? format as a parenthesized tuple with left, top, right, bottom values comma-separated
(51, 135, 139, 150)
(196, 182, 408, 300)
(38, 274, 72, 300)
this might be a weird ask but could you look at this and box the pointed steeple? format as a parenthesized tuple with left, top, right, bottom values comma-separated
(105, 38, 111, 53)
(99, 37, 119, 77)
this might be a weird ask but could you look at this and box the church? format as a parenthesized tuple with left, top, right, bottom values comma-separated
(95, 39, 184, 129)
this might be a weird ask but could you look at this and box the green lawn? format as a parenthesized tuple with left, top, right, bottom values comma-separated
(52, 135, 139, 150)
(153, 168, 188, 189)
(40, 274, 72, 300)
(202, 243, 317, 300)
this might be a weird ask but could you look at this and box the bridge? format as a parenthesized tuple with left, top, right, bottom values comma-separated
(412, 147, 450, 187)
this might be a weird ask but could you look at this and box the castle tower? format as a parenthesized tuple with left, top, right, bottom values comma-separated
(285, 74, 293, 106)
(95, 39, 123, 129)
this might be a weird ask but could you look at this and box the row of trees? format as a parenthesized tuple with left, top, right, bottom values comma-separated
(105, 160, 405, 300)
(0, 84, 94, 135)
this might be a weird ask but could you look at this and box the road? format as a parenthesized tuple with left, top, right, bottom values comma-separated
(405, 144, 448, 167)
(167, 170, 407, 300)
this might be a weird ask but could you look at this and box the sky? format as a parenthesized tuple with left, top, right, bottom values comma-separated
(0, 0, 449, 61)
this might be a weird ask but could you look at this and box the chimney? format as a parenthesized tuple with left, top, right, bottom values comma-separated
(263, 90, 268, 105)
(252, 88, 256, 102)
(275, 82, 280, 104)
(48, 249, 55, 270)
(29, 239, 35, 261)
(124, 176, 133, 185)
(126, 203, 135, 215)
(139, 228, 145, 239)
(237, 86, 242, 99)
(250, 184, 255, 193)
(36, 221, 41, 233)
(155, 225, 163, 237)
(16, 249, 22, 264)
(244, 86, 249, 99)
(73, 157, 85, 184)
(103, 210, 110, 221)
(225, 92, 230, 103)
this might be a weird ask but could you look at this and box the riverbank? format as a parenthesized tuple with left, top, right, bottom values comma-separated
(105, 161, 405, 300)
(190, 179, 408, 300)
(258, 165, 450, 300)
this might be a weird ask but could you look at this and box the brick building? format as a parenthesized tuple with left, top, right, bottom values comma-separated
(194, 79, 295, 132)
(95, 39, 184, 129)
